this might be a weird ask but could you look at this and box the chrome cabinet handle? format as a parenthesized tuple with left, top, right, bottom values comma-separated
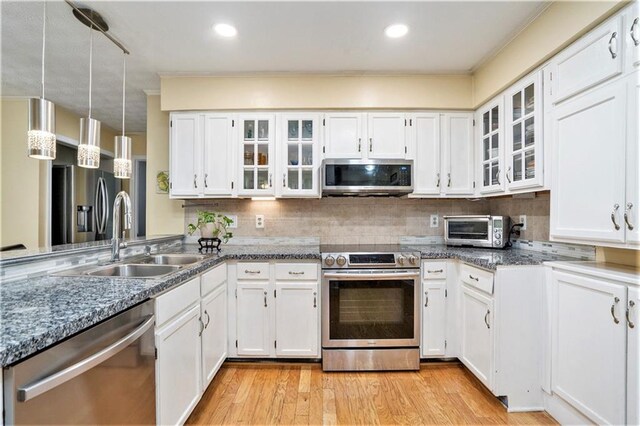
(313, 291, 317, 308)
(204, 310, 211, 328)
(484, 309, 491, 329)
(269, 173, 272, 187)
(283, 173, 286, 187)
(264, 291, 268, 307)
(611, 203, 621, 230)
(204, 174, 208, 188)
(288, 271, 304, 275)
(469, 274, 479, 282)
(447, 173, 451, 188)
(625, 202, 634, 231)
(358, 138, 361, 152)
(425, 291, 429, 307)
(198, 316, 204, 336)
(627, 300, 636, 329)
(631, 18, 639, 46)
(194, 174, 198, 189)
(436, 173, 440, 188)
(369, 138, 373, 152)
(608, 32, 618, 59)
(244, 269, 261, 274)
(427, 269, 443, 274)
(496, 168, 501, 185)
(611, 297, 621, 324)
(506, 166, 512, 183)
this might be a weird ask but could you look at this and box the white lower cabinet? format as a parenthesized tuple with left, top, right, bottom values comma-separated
(461, 284, 494, 390)
(201, 283, 227, 389)
(421, 261, 448, 357)
(275, 282, 320, 356)
(628, 286, 640, 426)
(236, 281, 270, 356)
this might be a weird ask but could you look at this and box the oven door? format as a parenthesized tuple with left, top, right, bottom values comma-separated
(321, 270, 420, 348)
(444, 217, 493, 247)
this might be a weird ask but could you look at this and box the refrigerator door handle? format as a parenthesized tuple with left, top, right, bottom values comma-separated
(101, 178, 109, 234)
(94, 179, 102, 234)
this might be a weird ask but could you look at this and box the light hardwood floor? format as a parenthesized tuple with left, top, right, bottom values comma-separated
(186, 362, 557, 425)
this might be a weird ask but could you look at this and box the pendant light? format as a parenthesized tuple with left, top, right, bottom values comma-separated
(114, 54, 131, 179)
(78, 24, 101, 169)
(28, 0, 56, 160)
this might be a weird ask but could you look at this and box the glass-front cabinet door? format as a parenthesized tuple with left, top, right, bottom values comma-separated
(478, 97, 505, 194)
(238, 114, 276, 196)
(505, 71, 543, 190)
(278, 114, 320, 197)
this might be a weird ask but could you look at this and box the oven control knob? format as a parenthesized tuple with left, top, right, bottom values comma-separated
(325, 256, 335, 266)
(408, 255, 418, 265)
(397, 255, 406, 265)
(336, 255, 347, 266)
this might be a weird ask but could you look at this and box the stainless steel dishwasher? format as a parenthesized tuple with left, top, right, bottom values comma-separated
(3, 300, 156, 425)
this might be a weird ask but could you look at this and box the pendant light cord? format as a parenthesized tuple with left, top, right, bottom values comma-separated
(88, 24, 93, 118)
(122, 54, 126, 136)
(41, 1, 46, 99)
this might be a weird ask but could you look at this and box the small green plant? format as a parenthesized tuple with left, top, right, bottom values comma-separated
(187, 210, 234, 243)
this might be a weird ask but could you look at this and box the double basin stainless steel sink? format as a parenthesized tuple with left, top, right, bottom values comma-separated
(57, 254, 206, 278)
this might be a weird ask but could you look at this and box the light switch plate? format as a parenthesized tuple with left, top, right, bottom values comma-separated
(519, 215, 527, 230)
(227, 215, 238, 229)
(430, 215, 439, 228)
(256, 215, 265, 229)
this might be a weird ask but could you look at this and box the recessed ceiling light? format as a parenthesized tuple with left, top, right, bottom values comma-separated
(385, 24, 408, 38)
(214, 23, 237, 38)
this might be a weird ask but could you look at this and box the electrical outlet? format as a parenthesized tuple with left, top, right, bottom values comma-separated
(227, 215, 238, 229)
(519, 215, 527, 230)
(430, 215, 439, 228)
(255, 215, 265, 229)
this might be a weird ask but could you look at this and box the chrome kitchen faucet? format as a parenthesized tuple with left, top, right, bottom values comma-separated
(111, 191, 132, 262)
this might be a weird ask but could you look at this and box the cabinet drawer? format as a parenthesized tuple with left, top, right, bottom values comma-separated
(460, 264, 494, 295)
(275, 263, 318, 281)
(201, 263, 227, 296)
(237, 262, 270, 280)
(155, 277, 200, 328)
(423, 261, 447, 279)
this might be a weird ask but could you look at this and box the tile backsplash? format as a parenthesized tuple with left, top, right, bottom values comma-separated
(183, 192, 551, 245)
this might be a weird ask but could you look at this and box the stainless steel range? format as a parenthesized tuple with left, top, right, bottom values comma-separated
(321, 245, 421, 371)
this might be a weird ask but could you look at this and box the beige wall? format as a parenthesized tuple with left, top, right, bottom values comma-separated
(472, 1, 627, 107)
(146, 95, 183, 235)
(161, 75, 473, 111)
(56, 105, 118, 152)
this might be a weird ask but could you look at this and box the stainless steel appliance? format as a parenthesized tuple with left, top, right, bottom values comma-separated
(321, 245, 421, 371)
(443, 215, 511, 248)
(3, 300, 156, 425)
(322, 159, 413, 196)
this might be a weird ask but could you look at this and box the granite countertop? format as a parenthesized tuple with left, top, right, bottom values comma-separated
(1, 242, 574, 367)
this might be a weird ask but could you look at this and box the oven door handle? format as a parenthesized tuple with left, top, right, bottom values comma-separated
(323, 271, 420, 280)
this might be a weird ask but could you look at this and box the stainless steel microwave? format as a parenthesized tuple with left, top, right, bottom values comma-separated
(322, 159, 413, 196)
(443, 215, 511, 248)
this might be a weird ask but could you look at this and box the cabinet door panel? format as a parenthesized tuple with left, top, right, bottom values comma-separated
(324, 113, 363, 159)
(550, 81, 627, 244)
(442, 113, 474, 195)
(412, 114, 441, 195)
(236, 282, 270, 356)
(275, 282, 319, 357)
(477, 98, 505, 194)
(280, 114, 321, 197)
(626, 3, 640, 72)
(170, 113, 201, 197)
(238, 115, 275, 197)
(461, 285, 493, 390)
(551, 270, 627, 425)
(367, 113, 406, 159)
(625, 72, 640, 245)
(201, 284, 227, 389)
(421, 280, 446, 357)
(203, 114, 234, 196)
(156, 305, 202, 426)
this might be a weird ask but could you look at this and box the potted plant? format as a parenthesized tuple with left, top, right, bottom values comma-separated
(187, 210, 234, 243)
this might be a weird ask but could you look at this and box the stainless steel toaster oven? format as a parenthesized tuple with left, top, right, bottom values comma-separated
(443, 215, 511, 248)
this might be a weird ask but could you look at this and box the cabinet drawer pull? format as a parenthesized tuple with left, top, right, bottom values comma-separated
(427, 269, 443, 274)
(194, 174, 198, 189)
(484, 309, 490, 329)
(625, 203, 634, 231)
(631, 18, 639, 46)
(204, 310, 210, 328)
(627, 300, 636, 329)
(436, 173, 440, 188)
(611, 203, 621, 230)
(244, 269, 261, 274)
(288, 271, 305, 275)
(425, 291, 429, 307)
(264, 291, 268, 308)
(313, 291, 317, 308)
(608, 32, 618, 59)
(611, 297, 620, 324)
(469, 274, 479, 282)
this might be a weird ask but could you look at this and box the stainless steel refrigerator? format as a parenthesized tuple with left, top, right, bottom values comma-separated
(51, 165, 119, 245)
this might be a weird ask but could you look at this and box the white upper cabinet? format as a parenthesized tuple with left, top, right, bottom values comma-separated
(367, 113, 407, 159)
(203, 114, 235, 196)
(323, 113, 365, 159)
(238, 114, 276, 196)
(550, 78, 628, 245)
(625, 3, 640, 72)
(278, 114, 321, 198)
(625, 71, 640, 246)
(504, 71, 544, 191)
(170, 113, 201, 197)
(477, 97, 505, 194)
(411, 113, 441, 195)
(442, 113, 474, 195)
(551, 14, 623, 104)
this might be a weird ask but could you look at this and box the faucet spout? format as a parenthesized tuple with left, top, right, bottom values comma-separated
(112, 191, 132, 262)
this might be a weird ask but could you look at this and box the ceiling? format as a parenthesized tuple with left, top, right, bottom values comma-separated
(1, 1, 546, 133)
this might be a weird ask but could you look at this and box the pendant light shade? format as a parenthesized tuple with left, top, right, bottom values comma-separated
(28, 1, 56, 161)
(114, 136, 132, 178)
(78, 117, 101, 168)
